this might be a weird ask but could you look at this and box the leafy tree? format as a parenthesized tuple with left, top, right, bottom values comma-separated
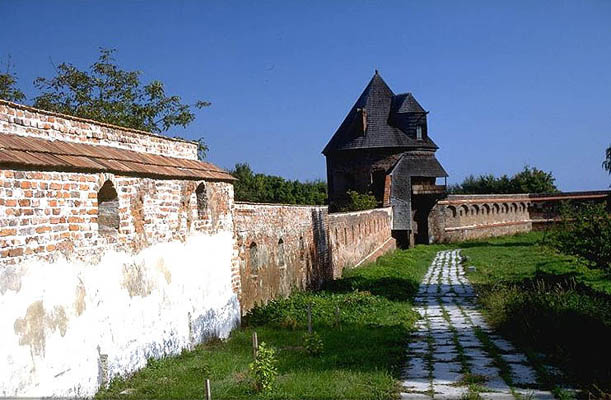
(231, 163, 327, 205)
(450, 166, 558, 194)
(511, 166, 557, 193)
(0, 57, 26, 102)
(32, 48, 210, 135)
(603, 145, 611, 175)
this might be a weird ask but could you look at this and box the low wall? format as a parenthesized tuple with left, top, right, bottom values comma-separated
(233, 204, 394, 314)
(233, 203, 329, 314)
(328, 207, 395, 278)
(429, 191, 610, 243)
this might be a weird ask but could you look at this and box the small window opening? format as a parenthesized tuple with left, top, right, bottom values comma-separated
(97, 180, 119, 236)
(299, 236, 305, 260)
(416, 126, 423, 140)
(249, 242, 259, 273)
(196, 183, 207, 218)
(278, 238, 285, 266)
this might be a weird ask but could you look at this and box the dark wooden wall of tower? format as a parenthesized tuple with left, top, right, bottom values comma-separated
(326, 148, 403, 210)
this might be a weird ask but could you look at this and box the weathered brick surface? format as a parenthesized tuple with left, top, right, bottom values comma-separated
(0, 100, 197, 159)
(233, 203, 330, 314)
(234, 203, 394, 314)
(429, 194, 532, 242)
(428, 192, 610, 243)
(0, 169, 234, 266)
(328, 207, 395, 278)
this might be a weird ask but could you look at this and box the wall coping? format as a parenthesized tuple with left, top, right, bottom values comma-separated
(234, 201, 328, 209)
(441, 190, 610, 205)
(328, 207, 392, 218)
(0, 99, 196, 145)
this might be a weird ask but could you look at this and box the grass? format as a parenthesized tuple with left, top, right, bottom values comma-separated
(96, 244, 446, 400)
(460, 232, 611, 396)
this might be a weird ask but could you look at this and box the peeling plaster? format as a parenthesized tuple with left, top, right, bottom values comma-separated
(74, 281, 86, 316)
(0, 266, 23, 294)
(13, 301, 68, 357)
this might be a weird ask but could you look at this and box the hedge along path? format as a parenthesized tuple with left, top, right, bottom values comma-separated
(401, 250, 556, 400)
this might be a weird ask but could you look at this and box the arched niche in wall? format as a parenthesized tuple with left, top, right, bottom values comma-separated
(447, 205, 457, 218)
(299, 236, 305, 260)
(482, 204, 491, 215)
(196, 182, 207, 218)
(97, 180, 119, 237)
(249, 242, 259, 274)
(278, 238, 285, 266)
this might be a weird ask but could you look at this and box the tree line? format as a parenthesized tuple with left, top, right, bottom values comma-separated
(449, 166, 559, 194)
(231, 163, 327, 205)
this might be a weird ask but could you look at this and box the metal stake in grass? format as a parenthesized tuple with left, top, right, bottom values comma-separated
(307, 303, 312, 333)
(252, 331, 259, 359)
(205, 378, 211, 400)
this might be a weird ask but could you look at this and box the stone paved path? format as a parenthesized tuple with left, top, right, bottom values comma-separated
(401, 250, 556, 399)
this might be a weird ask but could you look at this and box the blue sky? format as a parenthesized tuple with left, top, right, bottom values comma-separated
(1, 1, 610, 190)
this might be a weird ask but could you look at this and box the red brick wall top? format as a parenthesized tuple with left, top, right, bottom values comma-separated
(0, 100, 198, 160)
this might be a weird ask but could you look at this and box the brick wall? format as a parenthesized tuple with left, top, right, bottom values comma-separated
(233, 203, 394, 314)
(328, 207, 395, 278)
(233, 203, 330, 314)
(429, 194, 532, 242)
(0, 100, 197, 159)
(428, 191, 610, 243)
(0, 169, 234, 266)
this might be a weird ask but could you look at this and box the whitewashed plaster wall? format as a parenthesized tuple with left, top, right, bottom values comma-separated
(0, 230, 239, 397)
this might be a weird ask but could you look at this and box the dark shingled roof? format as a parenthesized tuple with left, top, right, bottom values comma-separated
(390, 152, 448, 178)
(391, 93, 426, 114)
(0, 133, 236, 181)
(322, 72, 438, 155)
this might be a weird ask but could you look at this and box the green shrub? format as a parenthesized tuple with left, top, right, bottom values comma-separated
(477, 277, 611, 390)
(335, 190, 378, 212)
(303, 331, 324, 356)
(545, 202, 611, 270)
(249, 342, 278, 393)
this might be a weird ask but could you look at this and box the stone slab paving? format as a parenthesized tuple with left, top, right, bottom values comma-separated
(401, 250, 556, 399)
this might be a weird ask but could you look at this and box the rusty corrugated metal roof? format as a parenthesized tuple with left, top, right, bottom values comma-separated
(0, 134, 236, 181)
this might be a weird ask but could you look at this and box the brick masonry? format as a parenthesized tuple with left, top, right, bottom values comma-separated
(428, 192, 610, 243)
(0, 170, 235, 266)
(328, 207, 395, 278)
(0, 100, 197, 159)
(233, 203, 395, 314)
